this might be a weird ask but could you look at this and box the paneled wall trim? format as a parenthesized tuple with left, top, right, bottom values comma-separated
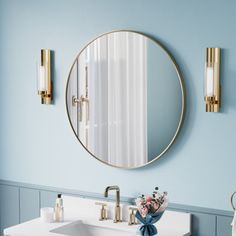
(0, 180, 233, 236)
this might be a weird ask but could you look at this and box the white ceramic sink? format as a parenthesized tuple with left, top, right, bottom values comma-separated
(50, 220, 133, 236)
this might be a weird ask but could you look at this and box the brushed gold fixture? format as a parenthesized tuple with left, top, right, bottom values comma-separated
(95, 202, 108, 221)
(205, 48, 221, 112)
(37, 49, 52, 104)
(231, 191, 236, 210)
(104, 186, 122, 223)
(128, 206, 138, 225)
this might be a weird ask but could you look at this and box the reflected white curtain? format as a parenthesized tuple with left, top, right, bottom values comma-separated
(79, 32, 147, 167)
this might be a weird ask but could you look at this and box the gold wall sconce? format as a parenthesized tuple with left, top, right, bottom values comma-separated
(37, 49, 52, 104)
(204, 47, 221, 112)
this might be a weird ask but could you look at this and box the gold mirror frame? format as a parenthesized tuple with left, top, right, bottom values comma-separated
(65, 30, 185, 169)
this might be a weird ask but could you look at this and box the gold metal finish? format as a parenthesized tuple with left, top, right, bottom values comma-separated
(39, 49, 52, 104)
(128, 207, 138, 225)
(65, 30, 186, 169)
(205, 48, 221, 112)
(104, 186, 122, 223)
(95, 202, 108, 221)
(231, 191, 236, 210)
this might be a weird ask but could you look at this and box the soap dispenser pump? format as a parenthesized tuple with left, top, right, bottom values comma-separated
(54, 194, 64, 222)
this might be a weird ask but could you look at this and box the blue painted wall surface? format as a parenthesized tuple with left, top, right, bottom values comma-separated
(0, 0, 236, 212)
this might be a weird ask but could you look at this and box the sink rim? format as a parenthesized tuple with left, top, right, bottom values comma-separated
(50, 219, 136, 236)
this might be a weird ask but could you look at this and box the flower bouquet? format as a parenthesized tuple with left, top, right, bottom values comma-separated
(135, 187, 168, 236)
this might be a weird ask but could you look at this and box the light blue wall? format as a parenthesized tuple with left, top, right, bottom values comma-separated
(0, 0, 236, 212)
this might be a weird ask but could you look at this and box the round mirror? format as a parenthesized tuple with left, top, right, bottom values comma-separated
(66, 31, 185, 169)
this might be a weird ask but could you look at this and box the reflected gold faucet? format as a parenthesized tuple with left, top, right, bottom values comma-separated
(104, 185, 122, 223)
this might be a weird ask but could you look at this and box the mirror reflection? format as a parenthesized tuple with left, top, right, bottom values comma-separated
(66, 31, 184, 168)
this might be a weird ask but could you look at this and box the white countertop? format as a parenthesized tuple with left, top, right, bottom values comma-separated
(4, 215, 190, 236)
(4, 195, 191, 236)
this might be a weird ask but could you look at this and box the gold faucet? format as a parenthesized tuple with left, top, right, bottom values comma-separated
(104, 186, 122, 223)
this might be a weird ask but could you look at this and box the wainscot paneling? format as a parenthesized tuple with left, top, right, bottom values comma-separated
(216, 215, 232, 236)
(191, 212, 216, 236)
(0, 184, 20, 236)
(19, 188, 40, 223)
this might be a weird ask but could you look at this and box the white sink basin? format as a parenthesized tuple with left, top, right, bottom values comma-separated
(50, 220, 133, 236)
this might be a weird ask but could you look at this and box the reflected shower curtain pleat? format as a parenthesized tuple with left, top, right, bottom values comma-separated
(80, 32, 147, 167)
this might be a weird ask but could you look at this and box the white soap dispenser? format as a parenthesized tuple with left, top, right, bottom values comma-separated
(54, 194, 64, 222)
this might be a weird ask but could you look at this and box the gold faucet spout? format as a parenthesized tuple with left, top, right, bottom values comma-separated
(104, 185, 121, 222)
(104, 186, 120, 202)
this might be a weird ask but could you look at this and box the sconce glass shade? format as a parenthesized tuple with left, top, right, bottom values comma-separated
(204, 48, 221, 112)
(37, 49, 52, 104)
(37, 64, 47, 93)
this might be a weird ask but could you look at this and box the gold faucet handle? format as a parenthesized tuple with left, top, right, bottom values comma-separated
(128, 206, 139, 225)
(95, 202, 108, 221)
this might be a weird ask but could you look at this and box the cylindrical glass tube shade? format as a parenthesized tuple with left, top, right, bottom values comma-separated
(37, 64, 47, 93)
(205, 65, 214, 96)
(204, 64, 219, 97)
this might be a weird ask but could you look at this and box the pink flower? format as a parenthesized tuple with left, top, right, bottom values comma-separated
(153, 202, 160, 211)
(146, 196, 152, 202)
